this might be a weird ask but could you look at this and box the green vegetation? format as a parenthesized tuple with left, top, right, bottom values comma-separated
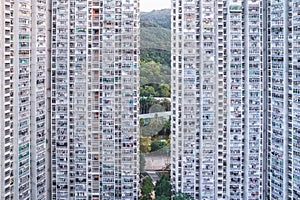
(141, 9, 171, 54)
(141, 28, 170, 53)
(143, 173, 194, 200)
(150, 140, 167, 152)
(140, 136, 152, 153)
(140, 116, 171, 137)
(141, 49, 171, 67)
(141, 86, 157, 97)
(140, 97, 170, 114)
(141, 177, 154, 200)
(155, 174, 172, 199)
(140, 61, 170, 90)
(140, 8, 171, 112)
(141, 9, 171, 29)
(159, 120, 170, 136)
(140, 133, 170, 154)
(140, 83, 170, 99)
(140, 61, 170, 102)
(155, 196, 169, 200)
(139, 9, 172, 175)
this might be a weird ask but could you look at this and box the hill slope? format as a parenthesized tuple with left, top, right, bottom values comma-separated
(141, 9, 171, 29)
(140, 9, 171, 66)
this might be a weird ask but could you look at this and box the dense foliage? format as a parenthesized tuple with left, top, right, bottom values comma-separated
(140, 97, 170, 114)
(141, 27, 170, 52)
(150, 140, 167, 152)
(140, 116, 169, 137)
(140, 136, 152, 153)
(140, 61, 170, 100)
(141, 177, 154, 200)
(140, 61, 170, 87)
(140, 49, 171, 67)
(140, 8, 171, 104)
(155, 174, 172, 199)
(140, 9, 171, 66)
(140, 84, 170, 98)
(155, 196, 169, 200)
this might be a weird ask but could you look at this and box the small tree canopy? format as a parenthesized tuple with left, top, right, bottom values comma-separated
(141, 177, 154, 199)
(141, 86, 157, 97)
(155, 195, 170, 200)
(140, 136, 152, 153)
(158, 84, 170, 97)
(155, 174, 171, 198)
(151, 140, 166, 152)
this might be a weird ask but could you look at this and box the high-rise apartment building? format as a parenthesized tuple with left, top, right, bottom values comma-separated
(0, 1, 14, 197)
(225, 1, 264, 199)
(51, 0, 140, 199)
(268, 0, 300, 199)
(0, 0, 49, 200)
(268, 0, 289, 199)
(171, 0, 225, 198)
(171, 0, 264, 199)
(290, 1, 300, 199)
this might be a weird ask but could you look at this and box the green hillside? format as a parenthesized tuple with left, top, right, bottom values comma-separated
(140, 9, 171, 66)
(141, 27, 170, 51)
(141, 9, 171, 29)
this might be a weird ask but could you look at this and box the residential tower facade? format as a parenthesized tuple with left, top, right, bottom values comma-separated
(51, 0, 140, 199)
(225, 0, 264, 199)
(171, 0, 225, 198)
(0, 0, 49, 199)
(268, 0, 300, 199)
(171, 0, 264, 199)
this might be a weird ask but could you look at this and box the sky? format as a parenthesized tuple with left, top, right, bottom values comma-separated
(140, 0, 171, 12)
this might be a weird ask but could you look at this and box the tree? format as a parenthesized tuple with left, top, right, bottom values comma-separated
(151, 140, 166, 152)
(141, 177, 154, 200)
(160, 98, 171, 111)
(155, 195, 169, 200)
(140, 118, 145, 126)
(158, 84, 170, 97)
(140, 136, 152, 153)
(140, 61, 163, 86)
(155, 174, 171, 198)
(141, 49, 171, 67)
(158, 120, 171, 136)
(140, 96, 171, 114)
(141, 86, 157, 97)
(140, 61, 170, 88)
(140, 96, 154, 114)
(141, 117, 165, 137)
